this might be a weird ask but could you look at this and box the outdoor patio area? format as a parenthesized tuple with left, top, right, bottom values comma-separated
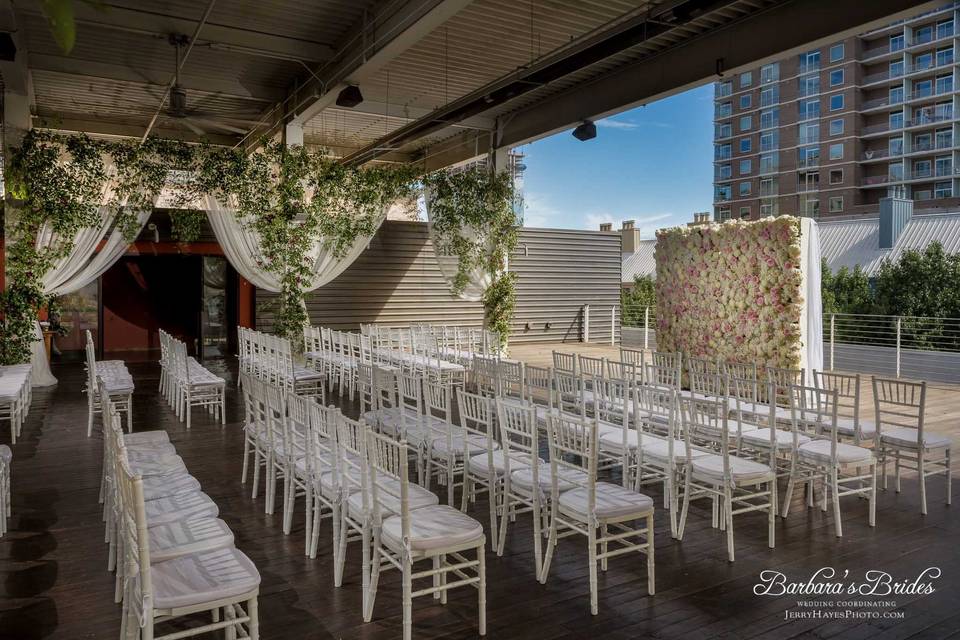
(1, 347, 956, 639)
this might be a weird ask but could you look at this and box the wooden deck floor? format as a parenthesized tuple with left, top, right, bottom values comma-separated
(0, 357, 957, 639)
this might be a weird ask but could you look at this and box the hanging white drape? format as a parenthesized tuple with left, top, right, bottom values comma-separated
(424, 190, 494, 302)
(203, 195, 382, 293)
(28, 179, 157, 386)
(799, 218, 824, 374)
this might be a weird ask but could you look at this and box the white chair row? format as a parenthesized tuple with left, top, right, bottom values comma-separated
(159, 329, 226, 429)
(239, 327, 325, 397)
(361, 324, 468, 386)
(239, 373, 485, 640)
(84, 329, 133, 437)
(0, 444, 11, 537)
(101, 392, 260, 639)
(1, 363, 33, 444)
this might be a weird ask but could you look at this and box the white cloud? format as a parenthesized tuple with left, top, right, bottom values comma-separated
(583, 212, 616, 231)
(596, 118, 639, 130)
(521, 191, 558, 228)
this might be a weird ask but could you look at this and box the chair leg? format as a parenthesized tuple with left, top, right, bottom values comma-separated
(724, 485, 735, 562)
(126, 395, 133, 433)
(895, 450, 901, 493)
(831, 466, 842, 537)
(646, 512, 656, 595)
(304, 484, 313, 557)
(532, 493, 543, 579)
(478, 543, 487, 636)
(588, 526, 599, 615)
(248, 597, 260, 640)
(946, 448, 952, 506)
(869, 463, 877, 527)
(919, 450, 927, 515)
(768, 478, 777, 548)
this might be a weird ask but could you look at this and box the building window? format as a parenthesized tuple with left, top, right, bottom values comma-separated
(740, 71, 752, 88)
(915, 52, 933, 70)
(715, 143, 732, 160)
(739, 181, 751, 196)
(739, 206, 751, 218)
(717, 207, 731, 221)
(740, 115, 752, 132)
(800, 49, 820, 73)
(915, 132, 932, 151)
(915, 25, 933, 45)
(740, 159, 752, 175)
(829, 93, 844, 111)
(934, 100, 953, 120)
(799, 73, 819, 97)
(829, 143, 843, 160)
(740, 138, 752, 153)
(889, 161, 904, 180)
(935, 155, 952, 177)
(828, 196, 843, 212)
(829, 118, 844, 136)
(718, 164, 732, 179)
(799, 146, 819, 168)
(760, 131, 779, 152)
(759, 107, 779, 129)
(890, 111, 904, 130)
(760, 153, 778, 173)
(890, 85, 904, 104)
(760, 201, 777, 217)
(829, 169, 843, 184)
(935, 180, 952, 198)
(937, 19, 954, 39)
(915, 78, 933, 99)
(716, 102, 732, 118)
(829, 43, 844, 62)
(760, 85, 779, 107)
(936, 74, 953, 94)
(760, 63, 779, 84)
(936, 127, 953, 149)
(740, 94, 752, 109)
(715, 185, 732, 201)
(799, 122, 819, 145)
(915, 189, 932, 200)
(889, 136, 904, 155)
(890, 59, 904, 77)
(799, 99, 820, 121)
(890, 33, 905, 52)
(717, 81, 732, 97)
(759, 177, 777, 196)
(829, 69, 844, 87)
(804, 198, 820, 217)
(716, 122, 732, 138)
(936, 46, 953, 67)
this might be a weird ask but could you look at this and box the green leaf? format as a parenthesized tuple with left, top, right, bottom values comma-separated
(41, 0, 77, 54)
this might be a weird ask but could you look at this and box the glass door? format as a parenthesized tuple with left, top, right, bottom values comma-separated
(201, 257, 228, 359)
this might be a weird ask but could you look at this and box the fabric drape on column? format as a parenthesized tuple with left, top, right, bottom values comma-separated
(203, 195, 382, 293)
(799, 218, 824, 374)
(424, 191, 494, 302)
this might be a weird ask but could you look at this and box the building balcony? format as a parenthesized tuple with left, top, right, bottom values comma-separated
(797, 157, 820, 169)
(860, 26, 956, 62)
(861, 166, 960, 187)
(861, 112, 956, 137)
(861, 55, 956, 87)
(861, 85, 956, 112)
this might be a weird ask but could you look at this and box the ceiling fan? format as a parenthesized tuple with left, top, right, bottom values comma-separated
(164, 34, 266, 137)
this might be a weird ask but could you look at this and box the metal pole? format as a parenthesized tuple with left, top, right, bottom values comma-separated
(610, 306, 616, 346)
(830, 313, 835, 370)
(582, 304, 590, 343)
(644, 306, 650, 350)
(896, 316, 902, 378)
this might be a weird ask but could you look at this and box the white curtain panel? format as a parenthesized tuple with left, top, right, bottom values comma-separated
(424, 190, 494, 302)
(799, 217, 824, 374)
(204, 195, 382, 293)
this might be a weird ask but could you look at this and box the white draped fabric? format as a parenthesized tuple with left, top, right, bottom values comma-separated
(424, 191, 494, 302)
(799, 218, 824, 374)
(203, 195, 382, 293)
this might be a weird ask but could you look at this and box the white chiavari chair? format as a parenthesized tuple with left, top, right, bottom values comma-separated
(552, 350, 578, 376)
(172, 337, 226, 429)
(873, 377, 951, 514)
(86, 329, 133, 436)
(0, 445, 11, 537)
(306, 401, 341, 560)
(814, 371, 876, 445)
(364, 429, 486, 639)
(578, 354, 606, 380)
(619, 346, 645, 369)
(458, 389, 503, 546)
(539, 411, 655, 613)
(281, 392, 312, 537)
(781, 384, 877, 536)
(422, 378, 470, 504)
(0, 364, 30, 445)
(677, 395, 777, 562)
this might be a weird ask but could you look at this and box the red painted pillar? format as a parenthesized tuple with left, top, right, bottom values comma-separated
(238, 277, 254, 329)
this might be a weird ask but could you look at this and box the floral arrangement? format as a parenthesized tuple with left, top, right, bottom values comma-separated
(654, 216, 804, 370)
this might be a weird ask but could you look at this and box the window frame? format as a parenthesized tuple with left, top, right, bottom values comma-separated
(829, 69, 844, 87)
(829, 118, 844, 136)
(829, 168, 844, 184)
(829, 43, 844, 63)
(829, 93, 844, 111)
(829, 143, 844, 160)
(828, 196, 844, 213)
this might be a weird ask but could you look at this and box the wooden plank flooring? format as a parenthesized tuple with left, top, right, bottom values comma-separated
(0, 356, 957, 639)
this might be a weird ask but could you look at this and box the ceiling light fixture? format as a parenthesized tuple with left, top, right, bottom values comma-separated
(336, 85, 364, 108)
(572, 120, 597, 141)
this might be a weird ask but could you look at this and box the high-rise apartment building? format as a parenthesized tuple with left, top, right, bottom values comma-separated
(713, 3, 960, 221)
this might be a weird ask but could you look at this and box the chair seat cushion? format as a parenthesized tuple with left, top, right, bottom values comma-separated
(640, 437, 711, 462)
(430, 434, 498, 457)
(798, 439, 875, 464)
(599, 427, 640, 451)
(124, 431, 170, 446)
(293, 367, 324, 382)
(130, 455, 188, 478)
(150, 547, 260, 610)
(347, 479, 438, 517)
(382, 504, 484, 552)
(559, 482, 655, 520)
(141, 473, 203, 501)
(145, 491, 220, 527)
(740, 427, 810, 449)
(148, 517, 235, 563)
(691, 454, 773, 484)
(835, 417, 877, 439)
(880, 427, 950, 449)
(0, 444, 11, 464)
(125, 443, 178, 461)
(467, 450, 542, 476)
(510, 465, 587, 493)
(294, 452, 336, 479)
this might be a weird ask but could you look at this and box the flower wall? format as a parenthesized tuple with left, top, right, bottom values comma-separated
(654, 216, 804, 370)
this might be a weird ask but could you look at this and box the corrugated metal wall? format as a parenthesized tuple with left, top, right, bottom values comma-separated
(256, 221, 622, 344)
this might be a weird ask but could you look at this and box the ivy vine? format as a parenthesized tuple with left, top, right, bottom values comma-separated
(424, 166, 520, 348)
(169, 209, 206, 243)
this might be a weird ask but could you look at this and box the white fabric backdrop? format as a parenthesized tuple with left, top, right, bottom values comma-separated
(203, 195, 382, 293)
(424, 190, 494, 301)
(799, 218, 824, 374)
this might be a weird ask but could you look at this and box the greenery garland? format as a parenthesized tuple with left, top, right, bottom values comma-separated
(169, 209, 206, 243)
(423, 166, 520, 348)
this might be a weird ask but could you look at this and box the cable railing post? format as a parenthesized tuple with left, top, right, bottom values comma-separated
(582, 304, 590, 343)
(644, 306, 650, 350)
(829, 313, 835, 370)
(896, 316, 902, 378)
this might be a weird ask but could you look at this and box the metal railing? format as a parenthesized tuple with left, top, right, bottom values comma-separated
(620, 307, 960, 383)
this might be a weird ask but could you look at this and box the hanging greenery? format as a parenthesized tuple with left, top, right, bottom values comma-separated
(424, 165, 520, 348)
(169, 209, 206, 243)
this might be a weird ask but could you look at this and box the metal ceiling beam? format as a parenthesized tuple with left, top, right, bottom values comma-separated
(32, 115, 239, 146)
(327, 100, 495, 130)
(276, 0, 472, 134)
(496, 0, 941, 149)
(16, 1, 334, 63)
(29, 53, 281, 102)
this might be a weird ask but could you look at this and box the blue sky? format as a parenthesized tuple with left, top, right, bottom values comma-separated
(517, 83, 714, 237)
